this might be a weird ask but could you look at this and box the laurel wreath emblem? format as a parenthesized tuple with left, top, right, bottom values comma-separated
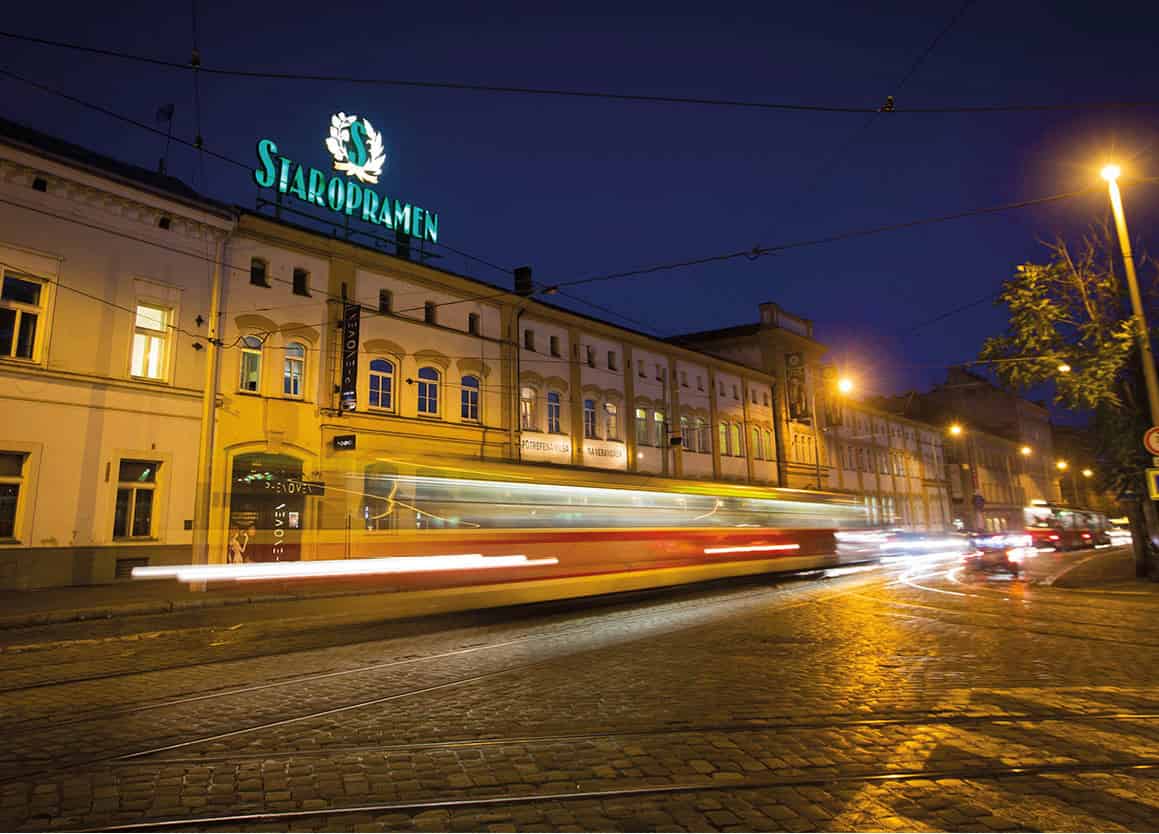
(325, 112, 386, 185)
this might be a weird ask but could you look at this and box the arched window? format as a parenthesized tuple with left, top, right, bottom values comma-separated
(763, 429, 774, 461)
(417, 367, 440, 415)
(731, 423, 744, 457)
(635, 408, 649, 446)
(719, 422, 729, 456)
(547, 391, 562, 433)
(283, 342, 305, 398)
(583, 399, 597, 439)
(652, 410, 665, 447)
(520, 386, 537, 431)
(752, 427, 762, 460)
(461, 375, 480, 421)
(239, 335, 262, 392)
(604, 402, 619, 440)
(368, 358, 394, 410)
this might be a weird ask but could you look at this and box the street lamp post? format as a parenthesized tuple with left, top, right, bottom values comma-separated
(1103, 165, 1159, 426)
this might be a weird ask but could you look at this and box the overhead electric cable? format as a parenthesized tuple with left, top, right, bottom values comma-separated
(3, 29, 1159, 114)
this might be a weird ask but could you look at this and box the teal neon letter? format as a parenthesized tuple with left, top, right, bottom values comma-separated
(393, 201, 412, 235)
(411, 207, 424, 240)
(277, 158, 293, 193)
(253, 139, 278, 188)
(345, 181, 363, 216)
(327, 177, 345, 212)
(362, 190, 380, 224)
(289, 165, 308, 201)
(307, 169, 327, 206)
(376, 196, 394, 229)
(424, 212, 438, 244)
(347, 120, 369, 166)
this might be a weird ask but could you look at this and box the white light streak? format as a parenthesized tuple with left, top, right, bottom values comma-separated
(703, 543, 800, 555)
(133, 554, 558, 584)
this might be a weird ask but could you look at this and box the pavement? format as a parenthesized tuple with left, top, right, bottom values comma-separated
(0, 545, 1157, 832)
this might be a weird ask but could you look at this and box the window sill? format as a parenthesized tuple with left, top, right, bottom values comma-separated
(130, 375, 171, 386)
(237, 389, 261, 396)
(112, 537, 160, 543)
(0, 538, 21, 546)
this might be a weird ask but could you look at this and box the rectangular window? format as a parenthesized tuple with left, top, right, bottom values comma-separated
(605, 402, 619, 439)
(697, 376, 704, 391)
(583, 399, 597, 439)
(378, 289, 392, 314)
(0, 272, 44, 361)
(655, 364, 663, 381)
(417, 371, 439, 415)
(732, 385, 739, 400)
(751, 390, 758, 404)
(731, 424, 743, 457)
(468, 313, 480, 336)
(635, 407, 649, 446)
(249, 258, 269, 287)
(524, 329, 535, 351)
(292, 268, 310, 296)
(130, 304, 169, 380)
(547, 392, 561, 433)
(653, 410, 665, 447)
(549, 335, 561, 357)
(113, 459, 159, 539)
(586, 346, 596, 368)
(607, 351, 618, 372)
(680, 371, 688, 388)
(0, 452, 25, 539)
(520, 387, 536, 431)
(424, 301, 437, 324)
(719, 422, 729, 456)
(638, 362, 646, 379)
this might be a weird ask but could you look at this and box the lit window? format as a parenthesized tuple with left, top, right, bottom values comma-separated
(239, 335, 262, 392)
(417, 367, 440, 415)
(583, 399, 597, 438)
(653, 410, 665, 447)
(292, 268, 310, 296)
(283, 342, 305, 398)
(249, 258, 269, 287)
(113, 459, 159, 539)
(524, 329, 535, 351)
(549, 335, 561, 357)
(520, 386, 537, 430)
(0, 452, 25, 539)
(131, 304, 170, 380)
(731, 423, 743, 457)
(719, 422, 729, 456)
(468, 313, 480, 336)
(378, 289, 392, 314)
(635, 407, 649, 446)
(424, 301, 437, 324)
(369, 358, 394, 410)
(461, 375, 480, 421)
(752, 427, 762, 459)
(0, 272, 44, 361)
(547, 391, 561, 433)
(605, 402, 619, 440)
(764, 429, 773, 459)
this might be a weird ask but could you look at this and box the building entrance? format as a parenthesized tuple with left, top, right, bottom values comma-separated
(228, 453, 305, 562)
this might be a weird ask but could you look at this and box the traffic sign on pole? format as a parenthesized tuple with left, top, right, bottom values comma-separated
(1145, 427, 1159, 456)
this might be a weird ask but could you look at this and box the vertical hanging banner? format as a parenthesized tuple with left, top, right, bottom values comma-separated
(785, 353, 810, 422)
(340, 303, 360, 411)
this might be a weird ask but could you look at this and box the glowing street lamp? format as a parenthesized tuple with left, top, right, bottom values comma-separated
(837, 377, 854, 395)
(1056, 362, 1072, 374)
(1082, 468, 1094, 478)
(1020, 445, 1032, 456)
(1056, 460, 1069, 471)
(949, 423, 963, 437)
(1102, 163, 1159, 425)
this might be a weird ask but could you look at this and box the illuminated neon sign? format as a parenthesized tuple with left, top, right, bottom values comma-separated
(253, 112, 439, 243)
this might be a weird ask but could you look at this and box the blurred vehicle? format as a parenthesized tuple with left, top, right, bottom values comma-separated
(963, 532, 1034, 577)
(1023, 502, 1110, 551)
(1107, 517, 1133, 546)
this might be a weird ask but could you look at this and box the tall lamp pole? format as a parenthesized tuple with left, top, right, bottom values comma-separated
(1103, 165, 1159, 425)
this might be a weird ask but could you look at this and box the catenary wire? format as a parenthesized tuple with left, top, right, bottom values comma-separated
(4, 28, 1159, 114)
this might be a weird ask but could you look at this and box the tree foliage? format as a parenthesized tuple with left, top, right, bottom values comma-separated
(980, 225, 1154, 498)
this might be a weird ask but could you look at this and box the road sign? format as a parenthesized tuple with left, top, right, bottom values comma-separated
(1147, 469, 1159, 500)
(1144, 427, 1159, 456)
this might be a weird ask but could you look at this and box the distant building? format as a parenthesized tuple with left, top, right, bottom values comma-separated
(876, 367, 1064, 531)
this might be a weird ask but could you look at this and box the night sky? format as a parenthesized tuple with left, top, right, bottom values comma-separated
(4, 0, 1159, 401)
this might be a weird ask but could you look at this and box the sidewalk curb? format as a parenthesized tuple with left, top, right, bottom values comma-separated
(0, 588, 389, 631)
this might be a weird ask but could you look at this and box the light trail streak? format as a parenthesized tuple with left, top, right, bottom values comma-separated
(133, 554, 558, 584)
(702, 543, 800, 555)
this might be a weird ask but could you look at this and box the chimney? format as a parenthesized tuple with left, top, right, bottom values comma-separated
(514, 265, 534, 297)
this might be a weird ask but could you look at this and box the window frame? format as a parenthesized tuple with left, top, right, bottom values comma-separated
(424, 301, 437, 325)
(520, 386, 537, 431)
(417, 366, 441, 416)
(238, 335, 263, 393)
(291, 267, 310, 296)
(607, 351, 618, 372)
(546, 391, 562, 433)
(378, 289, 393, 314)
(129, 302, 171, 382)
(282, 342, 306, 399)
(249, 257, 270, 287)
(368, 357, 395, 411)
(112, 458, 161, 540)
(635, 407, 649, 446)
(460, 375, 480, 422)
(0, 271, 47, 362)
(523, 329, 536, 351)
(467, 313, 480, 336)
(583, 399, 598, 439)
(652, 410, 665, 447)
(604, 402, 619, 440)
(549, 335, 561, 357)
(0, 451, 26, 541)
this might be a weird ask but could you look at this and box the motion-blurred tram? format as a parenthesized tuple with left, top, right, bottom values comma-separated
(140, 457, 875, 603)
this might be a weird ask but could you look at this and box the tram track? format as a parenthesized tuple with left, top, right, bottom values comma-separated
(120, 708, 1159, 767)
(85, 757, 1159, 832)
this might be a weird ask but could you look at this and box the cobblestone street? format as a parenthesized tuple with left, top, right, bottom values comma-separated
(1, 547, 1156, 832)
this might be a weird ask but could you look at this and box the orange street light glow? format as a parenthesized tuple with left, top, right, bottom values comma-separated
(1020, 445, 1032, 456)
(1082, 468, 1094, 478)
(1056, 460, 1069, 471)
(837, 377, 854, 394)
(1101, 163, 1121, 182)
(949, 423, 963, 436)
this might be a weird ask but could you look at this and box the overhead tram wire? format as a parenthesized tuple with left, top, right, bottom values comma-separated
(4, 29, 1159, 115)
